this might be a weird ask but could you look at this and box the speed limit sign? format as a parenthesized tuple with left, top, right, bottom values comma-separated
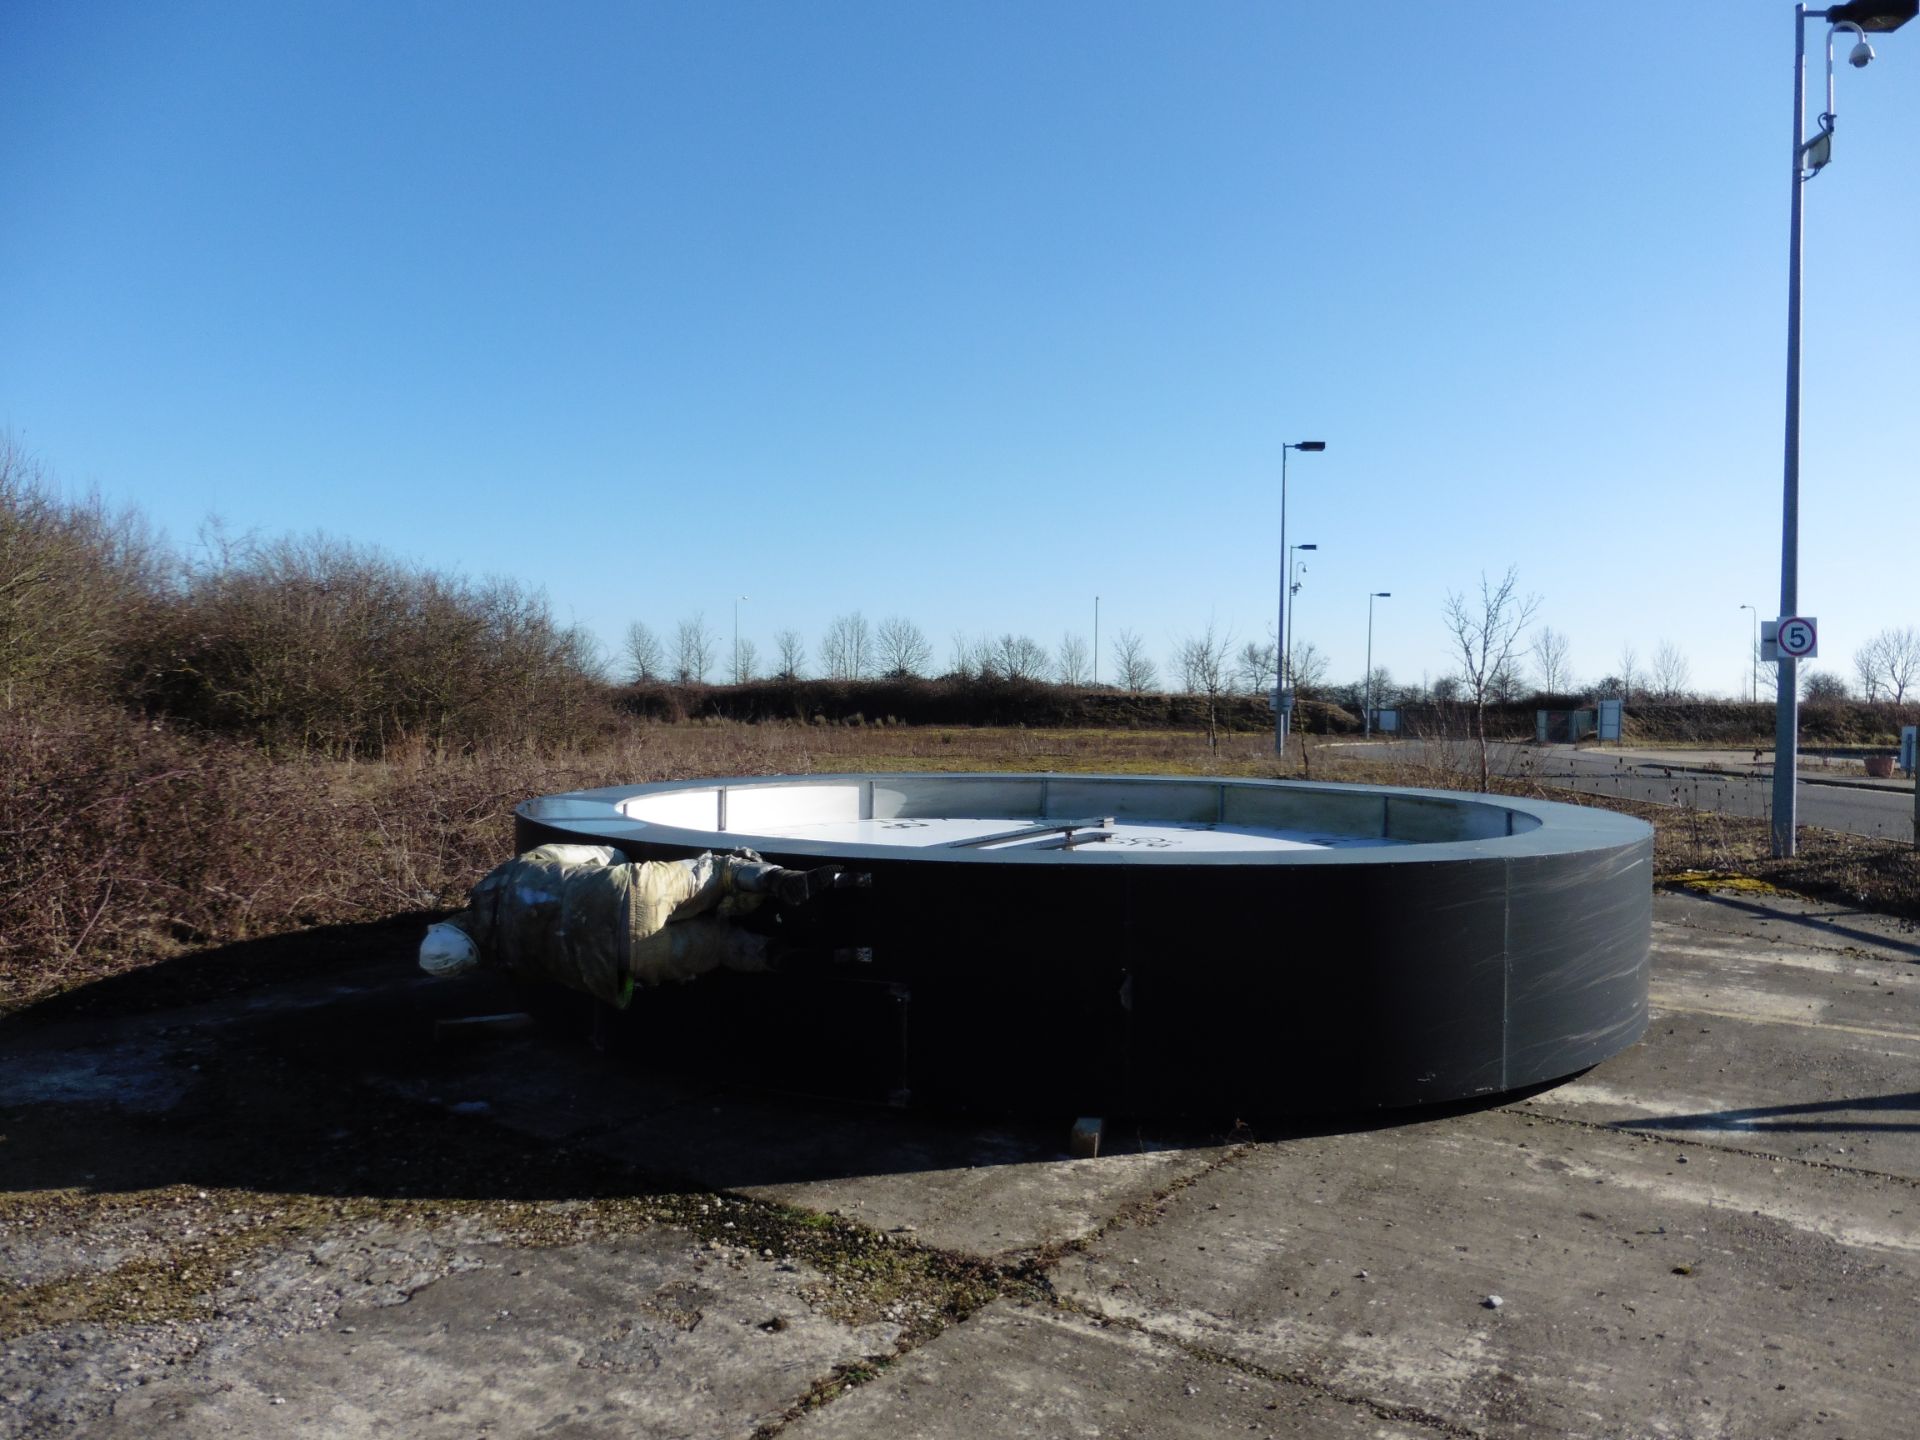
(1777, 616, 1818, 659)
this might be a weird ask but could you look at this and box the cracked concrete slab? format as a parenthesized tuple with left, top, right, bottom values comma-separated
(785, 1301, 1435, 1438)
(21, 1229, 898, 1440)
(1055, 1109, 1920, 1438)
(582, 1107, 1228, 1259)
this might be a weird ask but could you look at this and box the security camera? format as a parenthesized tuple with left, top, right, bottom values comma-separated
(1850, 39, 1875, 67)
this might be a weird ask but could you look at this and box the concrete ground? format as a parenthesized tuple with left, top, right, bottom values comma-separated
(4, 886, 1919, 1439)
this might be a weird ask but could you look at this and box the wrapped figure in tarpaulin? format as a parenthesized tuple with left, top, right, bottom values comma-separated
(417, 844, 842, 1008)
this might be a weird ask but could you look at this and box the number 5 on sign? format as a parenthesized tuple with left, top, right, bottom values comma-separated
(1761, 616, 1818, 662)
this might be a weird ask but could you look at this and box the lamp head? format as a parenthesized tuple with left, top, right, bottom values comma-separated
(1825, 0, 1917, 32)
(1299, 543, 1318, 551)
(1292, 441, 1327, 452)
(1375, 591, 1392, 598)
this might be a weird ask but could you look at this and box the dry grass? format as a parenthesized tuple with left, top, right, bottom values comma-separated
(6, 715, 1915, 1015)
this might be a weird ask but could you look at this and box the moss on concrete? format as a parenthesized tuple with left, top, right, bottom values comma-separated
(1, 1181, 1025, 1348)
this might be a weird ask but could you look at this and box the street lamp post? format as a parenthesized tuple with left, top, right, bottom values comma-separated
(1740, 603, 1758, 703)
(1093, 595, 1100, 687)
(1274, 440, 1326, 757)
(1286, 543, 1317, 709)
(1772, 0, 1913, 857)
(1365, 592, 1392, 738)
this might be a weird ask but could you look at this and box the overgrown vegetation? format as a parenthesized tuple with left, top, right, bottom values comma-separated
(0, 708, 601, 1006)
(129, 532, 605, 755)
(1, 441, 618, 1005)
(0, 444, 161, 710)
(2, 439, 607, 756)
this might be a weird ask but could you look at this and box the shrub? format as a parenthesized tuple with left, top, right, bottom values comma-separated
(127, 532, 610, 755)
(0, 706, 334, 1004)
(0, 705, 657, 1012)
(0, 439, 160, 710)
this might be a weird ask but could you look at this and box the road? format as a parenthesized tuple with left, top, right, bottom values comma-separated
(1349, 739, 1917, 842)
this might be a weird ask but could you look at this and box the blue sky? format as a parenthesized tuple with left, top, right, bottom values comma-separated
(6, 2, 1916, 695)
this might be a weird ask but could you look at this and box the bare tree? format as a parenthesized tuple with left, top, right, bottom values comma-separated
(1531, 625, 1572, 695)
(1615, 644, 1640, 703)
(772, 629, 806, 681)
(1057, 632, 1091, 687)
(1757, 665, 1833, 703)
(1366, 666, 1395, 710)
(623, 620, 665, 682)
(1290, 640, 1329, 697)
(991, 633, 1050, 681)
(1490, 661, 1526, 704)
(1236, 640, 1277, 696)
(1855, 626, 1920, 703)
(947, 632, 976, 678)
(1113, 628, 1158, 692)
(1853, 639, 1885, 703)
(1442, 567, 1542, 790)
(1175, 620, 1235, 750)
(732, 637, 758, 684)
(674, 612, 717, 684)
(1802, 668, 1851, 703)
(1649, 640, 1691, 701)
(970, 632, 1001, 678)
(947, 631, 997, 679)
(1176, 636, 1204, 693)
(820, 612, 873, 680)
(875, 615, 932, 679)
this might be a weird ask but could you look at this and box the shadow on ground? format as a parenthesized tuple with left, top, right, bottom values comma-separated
(1673, 888, 1920, 958)
(0, 923, 1484, 1207)
(1622, 1090, 1920, 1136)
